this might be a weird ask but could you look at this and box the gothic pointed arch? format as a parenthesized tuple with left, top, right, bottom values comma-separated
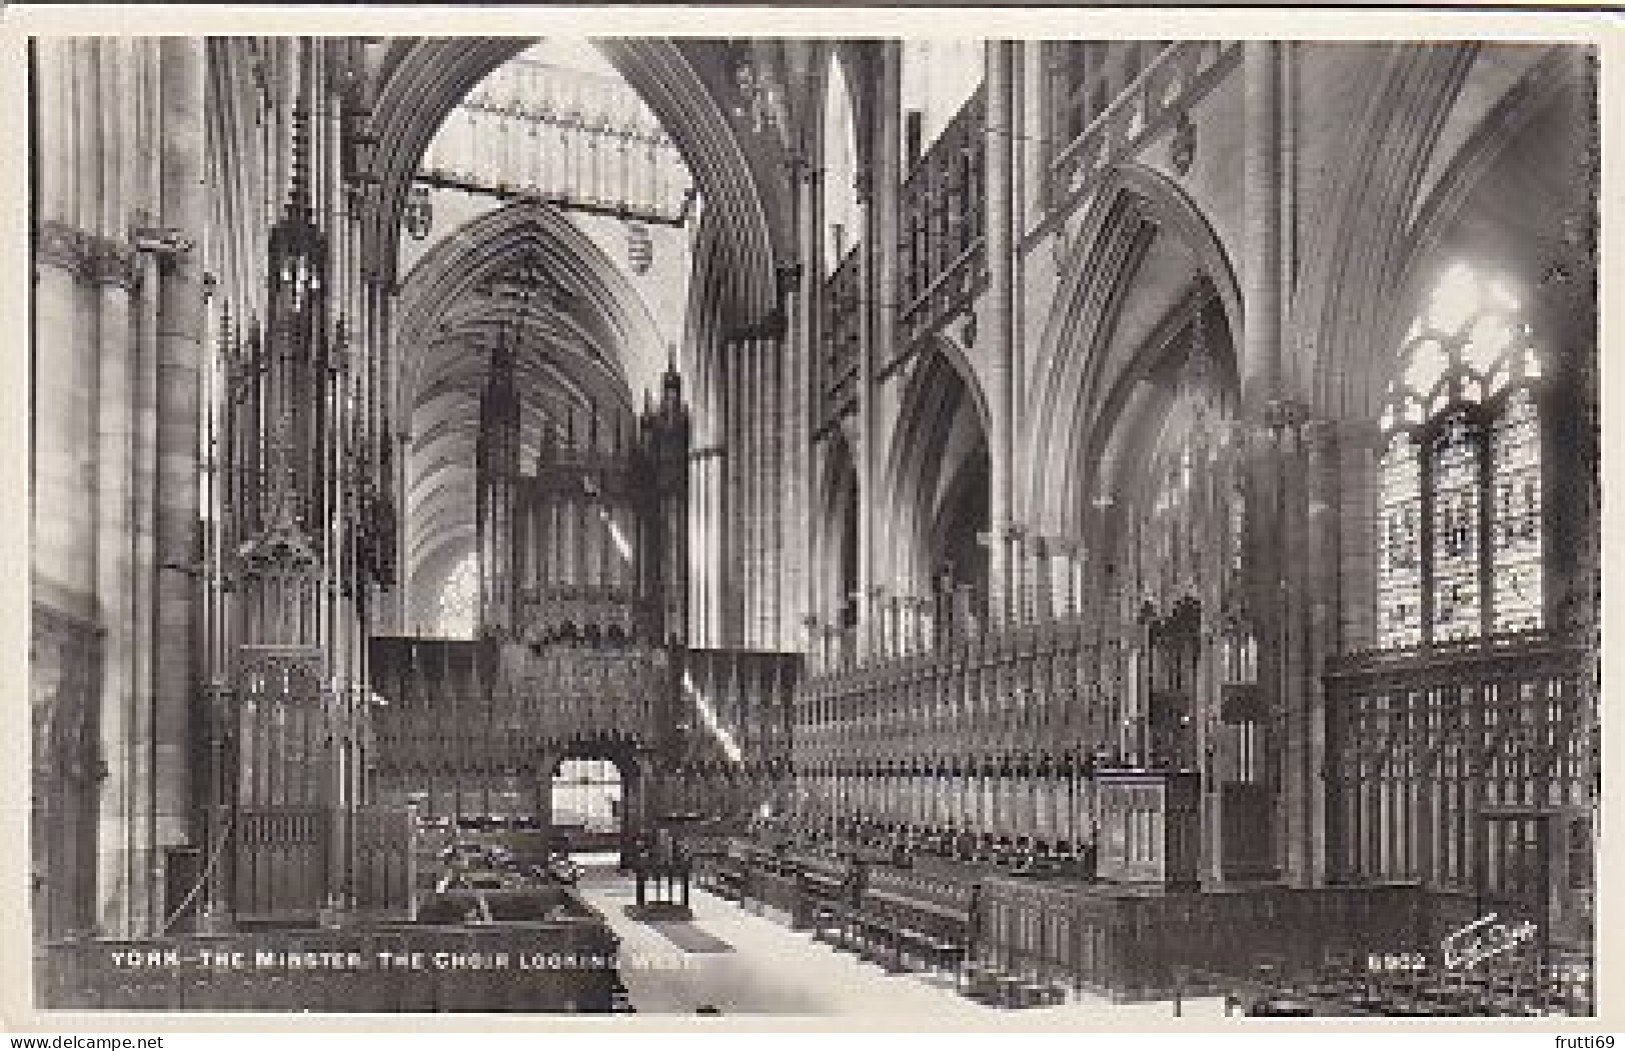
(814, 428, 861, 638)
(883, 336, 992, 600)
(1336, 47, 1594, 654)
(1083, 288, 1241, 622)
(399, 201, 664, 633)
(1024, 162, 1242, 540)
(365, 38, 784, 322)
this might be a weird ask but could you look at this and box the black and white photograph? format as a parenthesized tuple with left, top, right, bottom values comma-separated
(16, 12, 1607, 1029)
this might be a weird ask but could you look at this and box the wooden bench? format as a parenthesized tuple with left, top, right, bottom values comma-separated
(858, 868, 976, 978)
(789, 853, 856, 932)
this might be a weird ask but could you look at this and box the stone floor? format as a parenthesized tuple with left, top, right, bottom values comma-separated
(571, 855, 1229, 1022)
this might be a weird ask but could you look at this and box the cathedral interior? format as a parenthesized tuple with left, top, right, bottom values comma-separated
(27, 35, 1599, 1018)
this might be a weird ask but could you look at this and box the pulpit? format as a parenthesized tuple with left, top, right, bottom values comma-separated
(1093, 768, 1200, 888)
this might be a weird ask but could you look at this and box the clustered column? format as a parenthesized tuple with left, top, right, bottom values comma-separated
(983, 41, 1019, 626)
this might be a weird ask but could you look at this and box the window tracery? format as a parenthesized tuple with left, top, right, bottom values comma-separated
(1376, 263, 1545, 649)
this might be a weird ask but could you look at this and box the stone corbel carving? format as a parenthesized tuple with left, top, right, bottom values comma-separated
(34, 219, 92, 276)
(853, 161, 873, 208)
(1169, 110, 1197, 177)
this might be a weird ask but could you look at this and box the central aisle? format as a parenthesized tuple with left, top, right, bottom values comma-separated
(572, 856, 1228, 1021)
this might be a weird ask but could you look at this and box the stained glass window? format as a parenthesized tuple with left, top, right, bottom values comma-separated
(1378, 434, 1423, 648)
(437, 551, 480, 639)
(1431, 413, 1482, 642)
(1491, 387, 1544, 633)
(1376, 264, 1544, 649)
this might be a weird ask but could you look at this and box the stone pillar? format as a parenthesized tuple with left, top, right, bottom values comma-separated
(392, 426, 411, 634)
(152, 39, 207, 893)
(127, 227, 162, 934)
(691, 348, 710, 649)
(30, 42, 99, 942)
(740, 339, 755, 650)
(764, 338, 780, 649)
(853, 43, 901, 659)
(985, 41, 1018, 626)
(753, 339, 768, 650)
(750, 338, 765, 650)
(32, 50, 98, 612)
(1033, 537, 1054, 621)
(872, 47, 902, 603)
(712, 348, 728, 649)
(93, 236, 140, 938)
(1242, 40, 1282, 408)
(764, 338, 781, 649)
(725, 339, 743, 646)
(791, 152, 821, 653)
(1296, 418, 1339, 885)
(1240, 40, 1296, 887)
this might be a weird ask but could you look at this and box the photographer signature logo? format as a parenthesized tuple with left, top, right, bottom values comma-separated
(1441, 912, 1538, 969)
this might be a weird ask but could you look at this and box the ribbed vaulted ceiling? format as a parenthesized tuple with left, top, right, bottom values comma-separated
(368, 38, 789, 630)
(398, 198, 664, 628)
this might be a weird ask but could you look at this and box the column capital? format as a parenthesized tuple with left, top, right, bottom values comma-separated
(853, 161, 873, 207)
(1262, 397, 1309, 434)
(34, 218, 93, 278)
(1299, 415, 1340, 451)
(1047, 536, 1083, 557)
(36, 213, 168, 305)
(87, 237, 141, 290)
